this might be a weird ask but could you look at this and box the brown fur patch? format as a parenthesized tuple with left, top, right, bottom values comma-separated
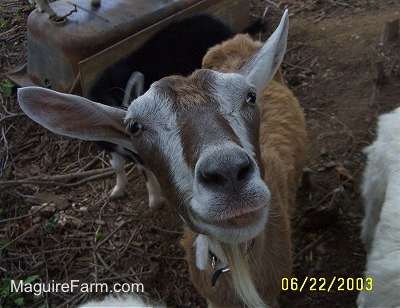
(202, 34, 262, 72)
(155, 70, 215, 108)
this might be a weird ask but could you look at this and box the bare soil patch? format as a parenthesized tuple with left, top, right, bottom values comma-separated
(1, 0, 400, 307)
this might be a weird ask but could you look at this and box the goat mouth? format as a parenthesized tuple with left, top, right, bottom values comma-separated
(227, 209, 263, 226)
(216, 205, 264, 227)
(188, 202, 268, 243)
(189, 190, 270, 232)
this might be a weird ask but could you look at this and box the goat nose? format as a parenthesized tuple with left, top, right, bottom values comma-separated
(197, 149, 255, 193)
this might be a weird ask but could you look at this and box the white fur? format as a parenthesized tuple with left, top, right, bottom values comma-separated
(357, 106, 400, 307)
(109, 152, 128, 199)
(80, 294, 164, 307)
(214, 72, 257, 156)
(195, 234, 209, 270)
(141, 166, 165, 209)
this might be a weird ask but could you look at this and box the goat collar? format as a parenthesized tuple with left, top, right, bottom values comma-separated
(194, 234, 255, 287)
(209, 251, 230, 286)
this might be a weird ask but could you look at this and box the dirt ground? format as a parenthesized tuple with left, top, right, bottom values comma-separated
(1, 0, 400, 307)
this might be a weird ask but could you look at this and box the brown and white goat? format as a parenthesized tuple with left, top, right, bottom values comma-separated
(17, 10, 306, 307)
(179, 30, 306, 308)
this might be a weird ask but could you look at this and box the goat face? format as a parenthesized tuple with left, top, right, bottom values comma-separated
(125, 69, 270, 243)
(17, 10, 288, 245)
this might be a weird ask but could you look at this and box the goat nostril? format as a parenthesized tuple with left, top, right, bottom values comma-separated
(237, 160, 252, 181)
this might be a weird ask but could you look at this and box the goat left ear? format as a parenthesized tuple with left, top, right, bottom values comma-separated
(240, 9, 289, 94)
(17, 87, 134, 151)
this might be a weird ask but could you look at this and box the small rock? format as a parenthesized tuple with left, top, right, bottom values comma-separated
(95, 219, 105, 225)
(320, 146, 328, 156)
(32, 216, 42, 224)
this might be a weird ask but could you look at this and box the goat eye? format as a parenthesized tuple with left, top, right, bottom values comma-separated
(128, 121, 143, 137)
(245, 92, 257, 105)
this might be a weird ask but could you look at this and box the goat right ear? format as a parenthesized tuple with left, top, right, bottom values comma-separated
(17, 87, 134, 151)
(239, 9, 289, 96)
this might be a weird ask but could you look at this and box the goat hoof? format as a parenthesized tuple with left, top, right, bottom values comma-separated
(110, 188, 125, 200)
(149, 196, 164, 210)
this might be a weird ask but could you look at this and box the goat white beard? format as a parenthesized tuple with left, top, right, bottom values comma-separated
(194, 234, 268, 307)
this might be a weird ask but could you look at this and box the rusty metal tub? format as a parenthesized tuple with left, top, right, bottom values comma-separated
(8, 0, 250, 96)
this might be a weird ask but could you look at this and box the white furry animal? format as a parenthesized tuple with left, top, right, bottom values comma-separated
(17, 10, 306, 307)
(80, 294, 164, 307)
(357, 106, 400, 307)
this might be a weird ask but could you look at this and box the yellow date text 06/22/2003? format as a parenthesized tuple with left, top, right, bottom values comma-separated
(281, 277, 373, 292)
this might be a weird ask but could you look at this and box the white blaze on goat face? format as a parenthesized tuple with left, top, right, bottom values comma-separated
(125, 69, 270, 243)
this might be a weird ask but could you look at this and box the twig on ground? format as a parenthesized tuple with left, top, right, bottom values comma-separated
(0, 202, 49, 223)
(266, 0, 280, 9)
(150, 225, 182, 235)
(0, 246, 94, 262)
(0, 224, 40, 251)
(96, 219, 132, 248)
(0, 113, 25, 125)
(58, 291, 86, 308)
(294, 232, 331, 262)
(79, 154, 103, 172)
(0, 165, 135, 188)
